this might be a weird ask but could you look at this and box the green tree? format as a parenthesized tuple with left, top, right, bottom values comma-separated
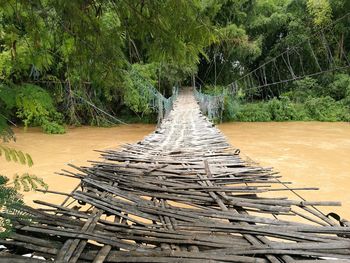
(307, 0, 332, 27)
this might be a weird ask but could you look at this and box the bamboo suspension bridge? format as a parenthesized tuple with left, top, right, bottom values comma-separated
(1, 88, 350, 262)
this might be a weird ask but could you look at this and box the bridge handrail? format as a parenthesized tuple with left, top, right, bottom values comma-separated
(193, 86, 225, 122)
(130, 69, 178, 123)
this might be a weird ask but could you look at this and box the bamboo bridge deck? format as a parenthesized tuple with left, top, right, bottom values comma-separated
(1, 88, 350, 262)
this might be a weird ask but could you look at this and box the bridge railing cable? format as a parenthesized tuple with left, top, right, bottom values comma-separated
(193, 86, 225, 122)
(129, 68, 178, 124)
(26, 71, 177, 125)
(227, 12, 350, 99)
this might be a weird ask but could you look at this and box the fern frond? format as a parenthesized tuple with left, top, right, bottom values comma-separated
(0, 217, 13, 238)
(25, 153, 33, 167)
(16, 150, 26, 165)
(0, 184, 28, 238)
(0, 184, 23, 211)
(2, 147, 11, 161)
(0, 175, 9, 185)
(13, 174, 21, 191)
(20, 176, 30, 192)
(0, 173, 35, 237)
(9, 148, 18, 163)
(34, 176, 47, 190)
(0, 144, 34, 166)
(5, 201, 28, 218)
(12, 173, 48, 192)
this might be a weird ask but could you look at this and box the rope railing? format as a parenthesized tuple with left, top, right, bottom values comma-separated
(193, 86, 225, 122)
(130, 69, 178, 124)
(26, 70, 178, 125)
(226, 12, 350, 99)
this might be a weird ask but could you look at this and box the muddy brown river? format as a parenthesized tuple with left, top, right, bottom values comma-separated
(1, 122, 350, 219)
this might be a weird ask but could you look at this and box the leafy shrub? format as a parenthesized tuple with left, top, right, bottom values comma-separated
(304, 96, 350, 121)
(341, 96, 350, 108)
(285, 77, 319, 103)
(234, 96, 309, 122)
(266, 97, 299, 121)
(291, 103, 310, 120)
(234, 102, 271, 122)
(41, 119, 66, 134)
(326, 73, 350, 101)
(223, 96, 240, 121)
(15, 84, 65, 134)
(294, 77, 319, 91)
(200, 85, 241, 121)
(234, 96, 350, 122)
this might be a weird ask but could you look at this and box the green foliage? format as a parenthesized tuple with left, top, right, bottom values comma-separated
(294, 77, 319, 94)
(232, 97, 303, 122)
(0, 84, 16, 141)
(281, 77, 318, 104)
(203, 0, 350, 110)
(0, 172, 47, 237)
(0, 82, 48, 237)
(199, 85, 239, 121)
(1, 83, 65, 135)
(307, 0, 333, 26)
(0, 117, 12, 141)
(0, 150, 47, 237)
(233, 95, 350, 122)
(0, 149, 47, 237)
(304, 96, 350, 121)
(159, 62, 197, 88)
(0, 84, 16, 110)
(0, 175, 24, 237)
(0, 145, 33, 166)
(326, 74, 350, 101)
(223, 95, 240, 121)
(12, 173, 48, 192)
(15, 84, 65, 134)
(0, 0, 349, 127)
(123, 64, 158, 115)
(0, 0, 223, 126)
(40, 119, 65, 134)
(266, 97, 299, 121)
(234, 102, 272, 122)
(227, 73, 350, 122)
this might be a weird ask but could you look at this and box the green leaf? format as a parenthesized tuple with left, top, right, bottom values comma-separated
(25, 153, 34, 167)
(12, 173, 48, 192)
(16, 151, 26, 165)
(0, 145, 34, 167)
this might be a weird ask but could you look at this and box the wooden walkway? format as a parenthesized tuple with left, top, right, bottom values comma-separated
(1, 88, 350, 262)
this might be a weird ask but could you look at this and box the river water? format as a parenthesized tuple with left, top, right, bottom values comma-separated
(1, 122, 350, 219)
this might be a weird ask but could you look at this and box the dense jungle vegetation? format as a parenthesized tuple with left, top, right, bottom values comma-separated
(0, 0, 350, 139)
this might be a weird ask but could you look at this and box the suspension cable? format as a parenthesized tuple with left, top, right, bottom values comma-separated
(228, 12, 350, 88)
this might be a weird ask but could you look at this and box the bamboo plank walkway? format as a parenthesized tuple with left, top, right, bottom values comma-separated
(1, 88, 350, 262)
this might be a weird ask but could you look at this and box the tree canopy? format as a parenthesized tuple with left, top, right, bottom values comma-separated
(0, 0, 349, 133)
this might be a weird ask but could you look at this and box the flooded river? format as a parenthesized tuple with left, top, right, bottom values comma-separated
(1, 122, 350, 218)
(220, 122, 350, 219)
